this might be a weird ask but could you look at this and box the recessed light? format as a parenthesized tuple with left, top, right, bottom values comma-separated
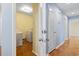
(49, 8, 52, 11)
(20, 5, 32, 13)
(71, 12, 74, 14)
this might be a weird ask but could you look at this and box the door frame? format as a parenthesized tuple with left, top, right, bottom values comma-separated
(1, 3, 16, 56)
(12, 3, 48, 56)
(1, 3, 48, 56)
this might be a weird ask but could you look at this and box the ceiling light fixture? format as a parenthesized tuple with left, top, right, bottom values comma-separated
(20, 5, 32, 13)
(71, 12, 74, 14)
(49, 8, 52, 11)
(66, 3, 71, 4)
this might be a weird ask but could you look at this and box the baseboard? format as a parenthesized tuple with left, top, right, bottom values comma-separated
(56, 41, 65, 49)
(32, 50, 38, 56)
(65, 37, 69, 40)
(32, 41, 64, 56)
(48, 48, 56, 54)
(47, 41, 64, 55)
(70, 36, 79, 38)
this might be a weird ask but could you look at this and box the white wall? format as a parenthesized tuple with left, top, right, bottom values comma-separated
(16, 12, 33, 39)
(32, 4, 39, 55)
(56, 9, 65, 45)
(69, 18, 79, 37)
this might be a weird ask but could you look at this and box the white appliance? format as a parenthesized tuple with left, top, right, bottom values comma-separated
(26, 30, 32, 42)
(16, 32, 23, 47)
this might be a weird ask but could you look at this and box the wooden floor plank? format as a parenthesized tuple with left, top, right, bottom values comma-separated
(17, 37, 79, 56)
(49, 37, 79, 56)
(16, 39, 35, 56)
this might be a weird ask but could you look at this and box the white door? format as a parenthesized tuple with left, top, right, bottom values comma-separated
(47, 6, 65, 53)
(38, 3, 47, 56)
(48, 10, 57, 53)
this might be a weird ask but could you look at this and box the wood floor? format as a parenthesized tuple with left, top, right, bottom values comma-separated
(16, 39, 35, 56)
(49, 36, 79, 56)
(17, 36, 79, 56)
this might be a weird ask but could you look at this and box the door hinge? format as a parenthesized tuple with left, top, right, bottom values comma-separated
(39, 38, 43, 42)
(42, 30, 47, 34)
(46, 38, 49, 41)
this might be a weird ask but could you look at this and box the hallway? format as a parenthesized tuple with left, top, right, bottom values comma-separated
(49, 37, 79, 56)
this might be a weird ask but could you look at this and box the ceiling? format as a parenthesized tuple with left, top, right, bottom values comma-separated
(16, 3, 32, 15)
(16, 3, 79, 18)
(56, 3, 79, 17)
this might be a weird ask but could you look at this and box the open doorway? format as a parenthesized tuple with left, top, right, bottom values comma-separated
(16, 3, 38, 56)
(69, 18, 79, 39)
(68, 17, 79, 52)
